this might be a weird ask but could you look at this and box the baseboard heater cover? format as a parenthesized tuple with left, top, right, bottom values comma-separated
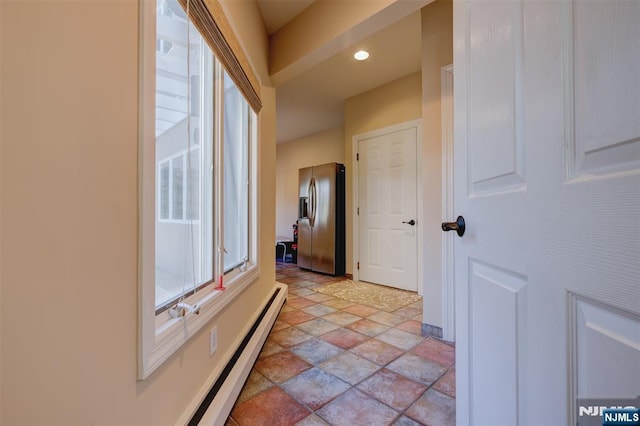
(184, 283, 287, 425)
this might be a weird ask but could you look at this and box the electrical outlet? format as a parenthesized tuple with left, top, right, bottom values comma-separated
(209, 326, 218, 357)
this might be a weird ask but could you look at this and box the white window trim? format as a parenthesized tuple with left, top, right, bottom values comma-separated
(138, 0, 260, 380)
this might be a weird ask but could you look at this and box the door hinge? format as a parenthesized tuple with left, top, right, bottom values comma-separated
(357, 207, 359, 215)
(356, 153, 359, 161)
(357, 262, 360, 270)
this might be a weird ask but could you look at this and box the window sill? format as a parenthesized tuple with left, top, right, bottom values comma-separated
(139, 264, 259, 380)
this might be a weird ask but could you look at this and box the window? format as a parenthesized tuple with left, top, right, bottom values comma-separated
(154, 0, 215, 312)
(138, 0, 259, 379)
(223, 70, 250, 273)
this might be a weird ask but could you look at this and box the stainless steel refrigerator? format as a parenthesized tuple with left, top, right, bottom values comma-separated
(297, 162, 345, 276)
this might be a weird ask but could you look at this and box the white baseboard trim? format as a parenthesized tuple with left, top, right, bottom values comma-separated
(177, 282, 287, 426)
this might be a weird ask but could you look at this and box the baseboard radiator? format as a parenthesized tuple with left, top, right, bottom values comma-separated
(179, 283, 287, 426)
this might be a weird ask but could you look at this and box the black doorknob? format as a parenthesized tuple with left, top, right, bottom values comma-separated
(441, 216, 465, 237)
(402, 219, 416, 226)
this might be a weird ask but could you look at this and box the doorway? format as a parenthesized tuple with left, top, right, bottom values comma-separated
(353, 120, 422, 293)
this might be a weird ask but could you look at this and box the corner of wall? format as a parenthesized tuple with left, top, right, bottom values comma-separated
(219, 0, 272, 87)
(420, 0, 453, 329)
(259, 86, 277, 280)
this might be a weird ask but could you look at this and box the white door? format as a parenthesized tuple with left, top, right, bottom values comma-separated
(357, 124, 418, 292)
(454, 1, 640, 425)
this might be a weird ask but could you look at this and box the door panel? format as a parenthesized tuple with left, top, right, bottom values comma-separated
(455, 1, 640, 425)
(571, 1, 640, 177)
(367, 162, 382, 215)
(367, 228, 382, 269)
(470, 261, 527, 426)
(468, 1, 525, 196)
(574, 296, 640, 399)
(389, 230, 405, 272)
(363, 151, 384, 277)
(358, 126, 418, 291)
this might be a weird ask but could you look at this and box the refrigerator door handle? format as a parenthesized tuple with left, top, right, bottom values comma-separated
(313, 178, 318, 227)
(308, 178, 316, 227)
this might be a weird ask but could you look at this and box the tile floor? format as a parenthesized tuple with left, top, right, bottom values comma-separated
(227, 262, 456, 426)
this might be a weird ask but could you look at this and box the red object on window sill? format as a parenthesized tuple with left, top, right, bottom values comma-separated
(214, 275, 226, 291)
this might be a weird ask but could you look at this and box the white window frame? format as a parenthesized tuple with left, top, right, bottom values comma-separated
(138, 0, 260, 380)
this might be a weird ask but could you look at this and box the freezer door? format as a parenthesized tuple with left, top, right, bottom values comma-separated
(310, 163, 337, 275)
(297, 167, 313, 269)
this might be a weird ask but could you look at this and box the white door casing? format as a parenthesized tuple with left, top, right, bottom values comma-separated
(354, 121, 422, 293)
(454, 1, 640, 425)
(441, 63, 455, 342)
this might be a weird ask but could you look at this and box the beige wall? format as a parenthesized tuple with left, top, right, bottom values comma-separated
(0, 1, 276, 424)
(421, 0, 452, 329)
(220, 0, 271, 86)
(0, 1, 3, 419)
(275, 127, 345, 239)
(344, 71, 422, 274)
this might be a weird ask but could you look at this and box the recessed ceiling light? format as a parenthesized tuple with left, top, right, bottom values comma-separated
(354, 50, 370, 61)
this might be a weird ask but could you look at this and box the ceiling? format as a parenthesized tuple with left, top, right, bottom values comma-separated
(256, 1, 423, 144)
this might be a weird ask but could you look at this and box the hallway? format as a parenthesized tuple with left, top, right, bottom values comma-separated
(227, 263, 456, 425)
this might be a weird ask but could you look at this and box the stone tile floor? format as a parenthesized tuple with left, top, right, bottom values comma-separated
(227, 262, 455, 426)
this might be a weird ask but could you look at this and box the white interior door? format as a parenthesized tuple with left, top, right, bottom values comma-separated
(357, 124, 418, 292)
(454, 1, 640, 425)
